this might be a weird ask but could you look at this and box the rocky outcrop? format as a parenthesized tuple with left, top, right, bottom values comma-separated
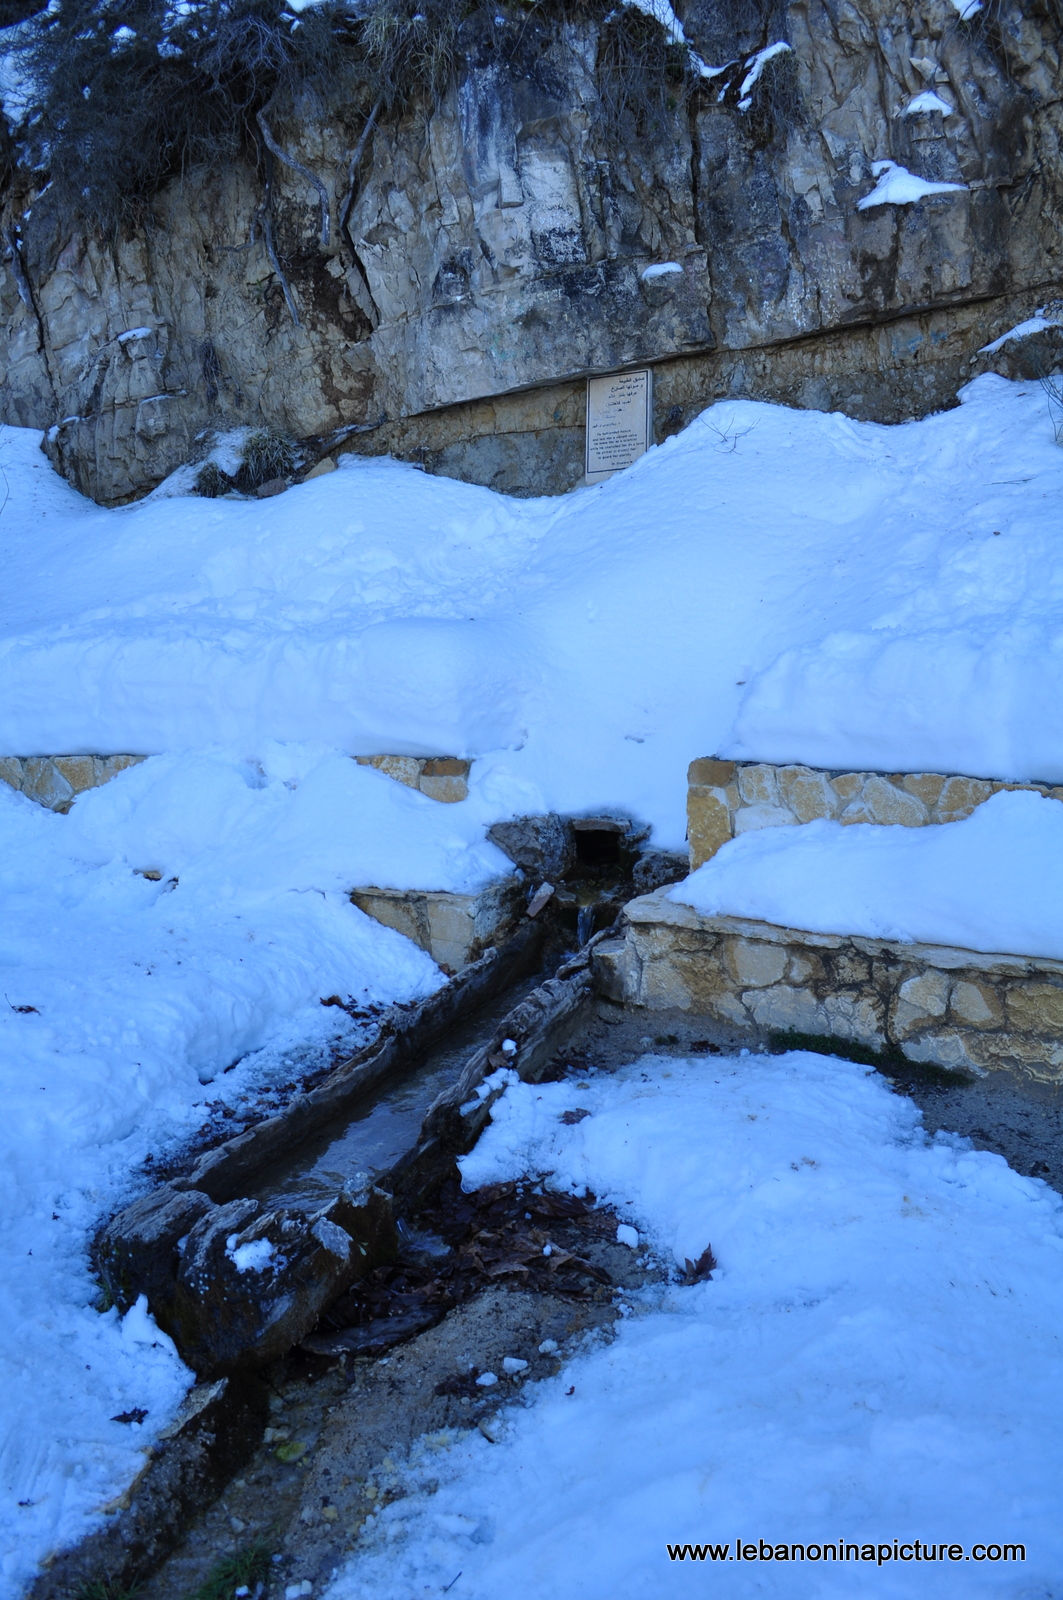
(2, 0, 1061, 501)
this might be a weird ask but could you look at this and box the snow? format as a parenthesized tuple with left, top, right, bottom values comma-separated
(4, 373, 1063, 1583)
(623, 0, 726, 79)
(949, 0, 982, 16)
(615, 1223, 640, 1248)
(326, 1052, 1063, 1599)
(739, 41, 791, 98)
(671, 789, 1063, 960)
(640, 262, 683, 280)
(902, 90, 954, 115)
(980, 311, 1061, 354)
(5, 374, 1063, 851)
(858, 160, 967, 209)
(0, 748, 484, 1595)
(116, 326, 154, 343)
(226, 1236, 276, 1274)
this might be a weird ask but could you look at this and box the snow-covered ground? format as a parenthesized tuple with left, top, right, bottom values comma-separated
(673, 787, 1063, 960)
(2, 372, 1063, 1591)
(327, 1051, 1063, 1599)
(3, 373, 1063, 850)
(0, 750, 508, 1596)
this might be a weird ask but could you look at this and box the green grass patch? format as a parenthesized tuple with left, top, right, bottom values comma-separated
(76, 1581, 141, 1600)
(187, 1537, 276, 1600)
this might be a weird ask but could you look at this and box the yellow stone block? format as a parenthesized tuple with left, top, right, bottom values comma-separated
(356, 754, 424, 790)
(902, 773, 945, 809)
(736, 763, 779, 807)
(777, 767, 838, 823)
(53, 755, 98, 794)
(687, 757, 736, 787)
(0, 757, 23, 793)
(937, 775, 993, 823)
(687, 785, 733, 869)
(830, 772, 865, 805)
(1005, 982, 1063, 1036)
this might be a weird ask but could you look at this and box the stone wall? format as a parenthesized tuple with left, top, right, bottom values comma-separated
(355, 755, 470, 803)
(2, 0, 1061, 502)
(594, 888, 1063, 1080)
(0, 753, 145, 812)
(1, 752, 471, 811)
(687, 757, 1063, 869)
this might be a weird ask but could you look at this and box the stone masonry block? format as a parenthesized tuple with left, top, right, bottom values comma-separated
(778, 767, 839, 823)
(965, 1031, 1063, 1080)
(821, 991, 885, 1046)
(688, 758, 736, 787)
(357, 754, 424, 790)
(687, 786, 733, 869)
(830, 773, 865, 805)
(902, 773, 946, 809)
(736, 763, 780, 807)
(903, 1031, 980, 1073)
(0, 757, 23, 793)
(1005, 982, 1063, 1035)
(419, 774, 468, 803)
(53, 755, 98, 794)
(891, 970, 951, 1038)
(96, 754, 146, 782)
(937, 775, 993, 823)
(729, 938, 787, 988)
(21, 758, 75, 811)
(746, 984, 827, 1035)
(860, 774, 928, 826)
(734, 804, 797, 834)
(949, 980, 1003, 1027)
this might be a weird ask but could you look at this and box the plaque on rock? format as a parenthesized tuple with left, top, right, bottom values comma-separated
(585, 369, 653, 484)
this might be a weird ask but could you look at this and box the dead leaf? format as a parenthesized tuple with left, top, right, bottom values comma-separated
(683, 1245, 717, 1284)
(111, 1407, 148, 1425)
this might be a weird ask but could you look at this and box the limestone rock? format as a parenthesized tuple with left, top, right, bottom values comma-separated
(488, 815, 573, 881)
(97, 1185, 215, 1316)
(0, 757, 23, 793)
(169, 1189, 394, 1375)
(632, 849, 689, 895)
(687, 786, 733, 868)
(4, 1, 1060, 502)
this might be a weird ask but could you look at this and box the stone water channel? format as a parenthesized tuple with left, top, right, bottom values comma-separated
(29, 819, 686, 1598)
(30, 808, 1063, 1600)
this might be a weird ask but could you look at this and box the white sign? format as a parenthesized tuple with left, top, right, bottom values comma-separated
(585, 369, 653, 484)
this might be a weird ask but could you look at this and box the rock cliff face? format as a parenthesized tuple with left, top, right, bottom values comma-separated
(1, 0, 1061, 502)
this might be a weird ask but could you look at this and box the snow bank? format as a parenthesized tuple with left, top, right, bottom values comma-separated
(671, 789, 1063, 960)
(327, 1053, 1063, 1598)
(4, 374, 1063, 849)
(0, 746, 495, 1594)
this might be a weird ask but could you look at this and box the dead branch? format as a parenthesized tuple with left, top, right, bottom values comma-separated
(256, 108, 330, 249)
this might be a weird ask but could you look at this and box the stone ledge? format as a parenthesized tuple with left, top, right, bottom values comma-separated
(595, 888, 1063, 1081)
(350, 876, 524, 972)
